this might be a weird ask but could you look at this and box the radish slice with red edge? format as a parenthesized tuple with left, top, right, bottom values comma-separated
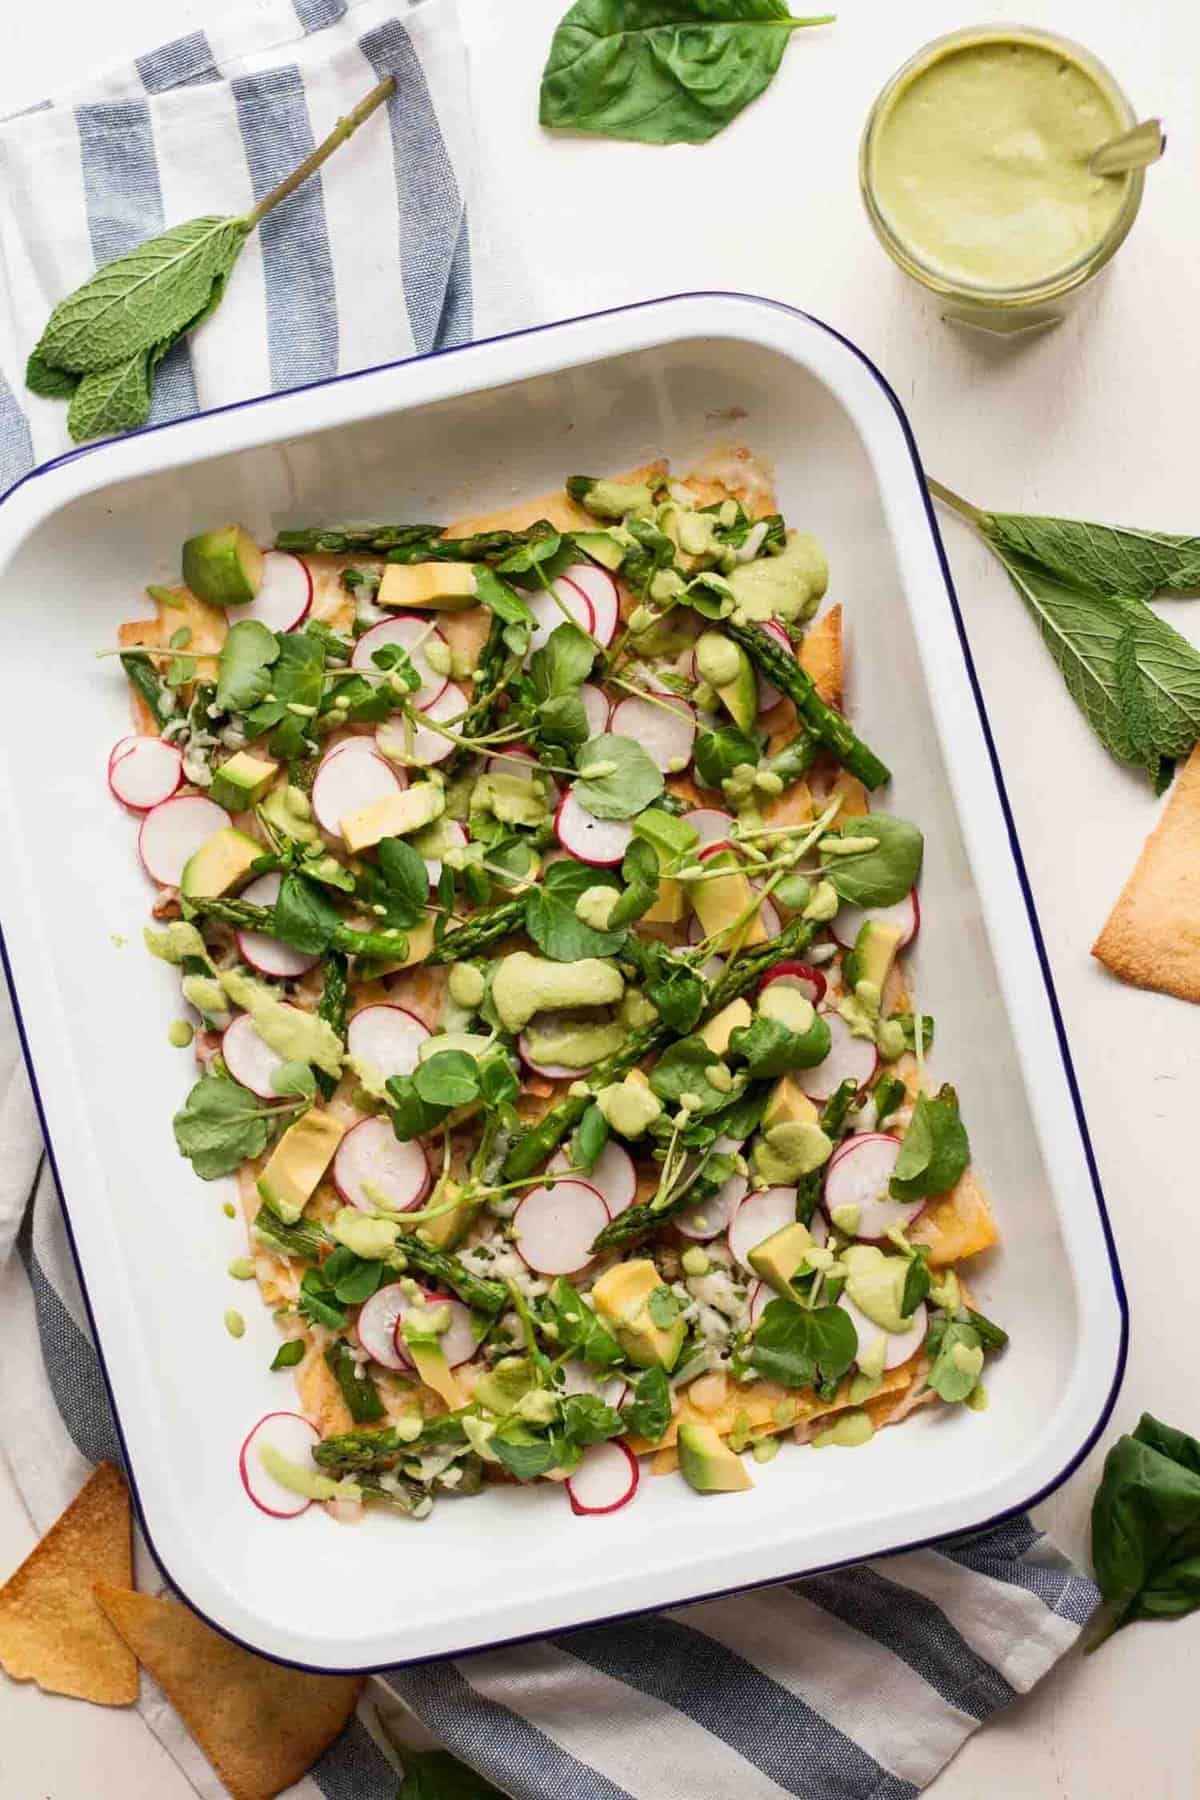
(333, 1116, 431, 1214)
(325, 733, 397, 766)
(559, 563, 619, 646)
(312, 746, 402, 838)
(728, 1186, 797, 1270)
(756, 619, 795, 713)
(560, 1360, 627, 1408)
(221, 1012, 294, 1100)
(139, 793, 230, 887)
(608, 694, 695, 774)
(831, 889, 920, 952)
(513, 1179, 609, 1275)
(518, 1021, 588, 1081)
(549, 1141, 637, 1216)
(528, 579, 595, 651)
(355, 1283, 412, 1371)
(108, 736, 183, 811)
(752, 890, 782, 938)
(579, 684, 611, 738)
(795, 1012, 879, 1101)
(555, 790, 632, 865)
(749, 1280, 771, 1328)
(566, 1440, 639, 1516)
(681, 808, 735, 848)
(230, 550, 311, 633)
(420, 818, 468, 886)
(352, 614, 448, 710)
(392, 1292, 476, 1369)
(108, 734, 138, 772)
(839, 1290, 928, 1370)
(757, 960, 827, 1008)
(822, 1133, 924, 1241)
(239, 1412, 320, 1518)
(235, 871, 320, 978)
(346, 1004, 430, 1082)
(377, 681, 466, 768)
(676, 1166, 748, 1240)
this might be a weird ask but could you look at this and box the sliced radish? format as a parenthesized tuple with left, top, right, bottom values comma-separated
(334, 1116, 431, 1214)
(420, 818, 468, 886)
(108, 733, 138, 772)
(749, 1280, 771, 1328)
(560, 1360, 626, 1409)
(235, 871, 320, 978)
(392, 1292, 476, 1369)
(757, 619, 795, 713)
(757, 960, 827, 1008)
(555, 789, 632, 866)
(352, 615, 448, 711)
(484, 746, 560, 805)
(559, 563, 619, 646)
(609, 694, 695, 774)
(579, 683, 611, 738)
(528, 578, 595, 651)
(347, 1005, 430, 1083)
(519, 1015, 605, 1081)
(728, 1186, 798, 1270)
(676, 1166, 748, 1240)
(809, 1210, 829, 1249)
(549, 1141, 637, 1217)
(377, 681, 466, 768)
(355, 1283, 412, 1372)
(566, 1440, 639, 1515)
(108, 736, 182, 811)
(239, 1412, 320, 1518)
(839, 1290, 928, 1370)
(832, 888, 921, 952)
(795, 1012, 879, 1101)
(324, 733, 395, 764)
(752, 889, 782, 939)
(822, 1133, 925, 1241)
(682, 808, 735, 848)
(513, 1179, 610, 1275)
(138, 793, 230, 887)
(312, 745, 402, 838)
(229, 550, 312, 633)
(222, 1012, 291, 1100)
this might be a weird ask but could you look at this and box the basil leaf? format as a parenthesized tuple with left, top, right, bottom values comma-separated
(694, 725, 760, 790)
(571, 1102, 610, 1173)
(540, 1, 833, 147)
(542, 1276, 625, 1372)
(414, 1050, 480, 1109)
(625, 1366, 671, 1442)
(1090, 1415, 1200, 1645)
(270, 1339, 306, 1370)
(748, 1298, 857, 1390)
(530, 622, 596, 698)
(216, 619, 278, 713)
(398, 1748, 506, 1800)
(890, 1086, 970, 1201)
(573, 734, 664, 820)
(172, 1072, 274, 1179)
(524, 885, 625, 961)
(820, 814, 924, 908)
(729, 1010, 831, 1078)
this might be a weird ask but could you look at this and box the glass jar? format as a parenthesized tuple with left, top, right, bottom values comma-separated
(859, 25, 1145, 336)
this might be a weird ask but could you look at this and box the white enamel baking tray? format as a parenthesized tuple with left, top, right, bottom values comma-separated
(0, 294, 1125, 1671)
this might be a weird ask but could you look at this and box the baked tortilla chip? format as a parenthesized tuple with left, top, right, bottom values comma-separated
(628, 1362, 913, 1457)
(1093, 744, 1200, 1002)
(447, 461, 668, 540)
(799, 603, 842, 709)
(910, 1167, 997, 1265)
(94, 1585, 362, 1800)
(0, 1463, 137, 1705)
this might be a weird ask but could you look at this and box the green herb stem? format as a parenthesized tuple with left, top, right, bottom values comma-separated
(243, 78, 397, 231)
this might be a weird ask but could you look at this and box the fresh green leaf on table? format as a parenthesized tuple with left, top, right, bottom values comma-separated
(540, 0, 835, 147)
(574, 733, 664, 819)
(969, 508, 1200, 601)
(1089, 1412, 1200, 1648)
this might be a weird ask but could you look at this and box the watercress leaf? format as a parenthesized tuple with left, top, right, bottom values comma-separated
(648, 1035, 720, 1104)
(900, 1254, 931, 1318)
(323, 1247, 384, 1305)
(880, 1013, 935, 1057)
(322, 672, 393, 724)
(537, 692, 590, 747)
(270, 1061, 317, 1100)
(271, 873, 343, 955)
(377, 838, 430, 914)
(25, 351, 80, 399)
(560, 1393, 623, 1446)
(890, 1086, 970, 1200)
(729, 1010, 831, 1078)
(626, 940, 704, 1034)
(216, 618, 280, 713)
(976, 509, 1200, 602)
(172, 1072, 274, 1179)
(748, 1298, 857, 1389)
(398, 1748, 506, 1800)
(270, 1339, 306, 1370)
(490, 1421, 563, 1482)
(298, 1267, 347, 1332)
(37, 214, 249, 374)
(413, 1050, 480, 1109)
(474, 565, 536, 632)
(386, 1074, 449, 1141)
(530, 622, 596, 698)
(624, 1365, 671, 1442)
(542, 1276, 625, 1372)
(495, 524, 563, 576)
(524, 886, 626, 961)
(694, 725, 760, 789)
(926, 1318, 983, 1403)
(689, 1083, 767, 1148)
(963, 1306, 1009, 1352)
(573, 733, 664, 820)
(571, 1102, 610, 1173)
(820, 814, 924, 908)
(67, 349, 155, 444)
(542, 859, 619, 901)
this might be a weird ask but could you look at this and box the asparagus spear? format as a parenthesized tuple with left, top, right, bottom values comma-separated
(723, 617, 891, 789)
(120, 653, 172, 728)
(252, 1210, 508, 1315)
(274, 524, 443, 555)
(384, 524, 556, 565)
(188, 894, 412, 962)
(795, 1079, 860, 1225)
(426, 898, 525, 964)
(324, 1341, 385, 1424)
(315, 952, 347, 1099)
(314, 1411, 471, 1473)
(354, 1472, 431, 1515)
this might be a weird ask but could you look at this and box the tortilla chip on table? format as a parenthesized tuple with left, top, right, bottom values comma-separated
(1093, 742, 1200, 1002)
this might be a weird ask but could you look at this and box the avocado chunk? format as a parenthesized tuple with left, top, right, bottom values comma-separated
(695, 631, 756, 732)
(208, 751, 278, 813)
(401, 1326, 465, 1409)
(377, 562, 479, 611)
(842, 1245, 910, 1335)
(257, 1109, 346, 1224)
(762, 1074, 819, 1132)
(632, 807, 700, 862)
(491, 951, 624, 1035)
(340, 782, 444, 854)
(180, 826, 262, 900)
(748, 1221, 815, 1297)
(844, 920, 904, 996)
(572, 530, 626, 572)
(699, 997, 753, 1056)
(181, 525, 263, 607)
(566, 477, 655, 520)
(592, 1259, 685, 1371)
(688, 849, 768, 948)
(678, 1421, 754, 1494)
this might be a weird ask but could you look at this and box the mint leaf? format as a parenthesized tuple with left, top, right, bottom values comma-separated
(24, 351, 79, 399)
(67, 350, 156, 443)
(978, 510, 1200, 601)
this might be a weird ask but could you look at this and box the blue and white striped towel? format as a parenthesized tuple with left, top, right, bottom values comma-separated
(0, 4, 1099, 1795)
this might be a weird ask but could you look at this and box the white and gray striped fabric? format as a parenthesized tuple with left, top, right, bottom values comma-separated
(0, 4, 1098, 1795)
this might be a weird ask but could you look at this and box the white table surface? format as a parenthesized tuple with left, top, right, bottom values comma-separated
(2, 0, 1198, 1794)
